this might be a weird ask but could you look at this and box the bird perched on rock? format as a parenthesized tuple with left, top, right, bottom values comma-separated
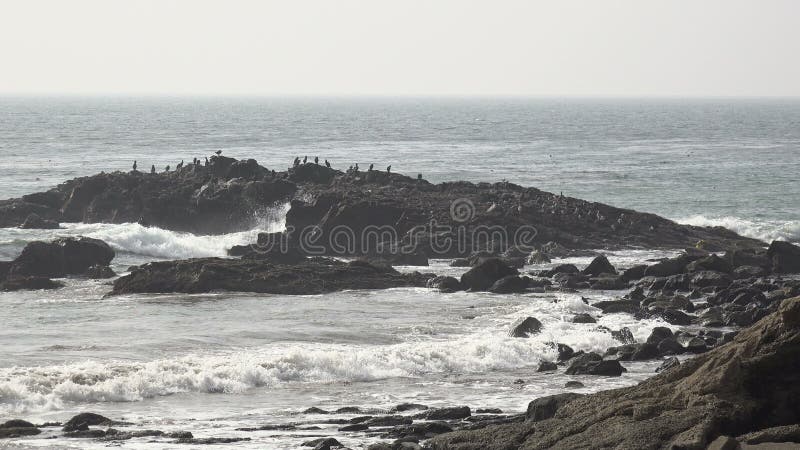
(215, 150, 222, 156)
(354, 163, 359, 172)
(314, 156, 319, 164)
(176, 160, 184, 170)
(164, 165, 170, 172)
(303, 156, 308, 164)
(417, 173, 422, 180)
(386, 165, 391, 174)
(150, 165, 156, 174)
(325, 159, 331, 168)
(132, 161, 137, 171)
(293, 157, 300, 166)
(369, 163, 374, 171)
(205, 157, 209, 166)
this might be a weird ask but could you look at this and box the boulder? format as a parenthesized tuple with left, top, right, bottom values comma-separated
(690, 271, 732, 288)
(544, 264, 580, 277)
(488, 275, 528, 294)
(686, 254, 732, 273)
(537, 361, 558, 372)
(593, 299, 640, 314)
(510, 317, 543, 337)
(63, 412, 113, 431)
(526, 393, 583, 422)
(767, 240, 800, 273)
(582, 255, 616, 276)
(656, 356, 680, 373)
(422, 406, 471, 420)
(644, 256, 690, 278)
(572, 313, 597, 324)
(460, 258, 518, 291)
(620, 264, 647, 282)
(85, 264, 116, 279)
(0, 276, 64, 291)
(426, 276, 463, 293)
(9, 237, 115, 278)
(565, 354, 625, 376)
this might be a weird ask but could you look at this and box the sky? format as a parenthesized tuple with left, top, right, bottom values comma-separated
(0, 0, 798, 97)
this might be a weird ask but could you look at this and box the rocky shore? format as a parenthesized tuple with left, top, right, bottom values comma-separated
(3, 156, 800, 449)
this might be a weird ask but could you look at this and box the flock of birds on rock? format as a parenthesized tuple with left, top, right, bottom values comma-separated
(132, 151, 423, 180)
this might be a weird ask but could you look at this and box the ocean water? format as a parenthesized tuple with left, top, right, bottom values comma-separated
(1, 98, 799, 448)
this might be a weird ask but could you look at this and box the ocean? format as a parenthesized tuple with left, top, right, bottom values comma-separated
(1, 97, 798, 448)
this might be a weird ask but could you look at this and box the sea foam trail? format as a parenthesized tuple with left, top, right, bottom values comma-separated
(676, 214, 800, 244)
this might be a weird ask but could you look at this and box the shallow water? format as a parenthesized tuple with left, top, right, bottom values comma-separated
(0, 98, 798, 448)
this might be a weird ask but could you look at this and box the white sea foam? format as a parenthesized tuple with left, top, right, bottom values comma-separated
(676, 214, 800, 244)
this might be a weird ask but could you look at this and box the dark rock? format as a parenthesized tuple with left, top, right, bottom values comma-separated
(611, 327, 635, 344)
(426, 275, 463, 293)
(302, 437, 342, 448)
(594, 299, 640, 314)
(732, 265, 768, 279)
(366, 416, 413, 427)
(0, 420, 36, 429)
(0, 276, 64, 291)
(303, 407, 330, 414)
(566, 358, 625, 376)
(0, 427, 41, 438)
(537, 361, 558, 372)
(422, 406, 471, 420)
(510, 317, 543, 337)
(20, 213, 60, 229)
(389, 403, 428, 413)
(64, 429, 107, 438)
(582, 255, 616, 276)
(475, 408, 503, 414)
(620, 264, 647, 282)
(645, 326, 674, 344)
(175, 437, 251, 445)
(62, 412, 113, 431)
(85, 264, 116, 279)
(385, 422, 453, 439)
(338, 423, 369, 431)
(544, 264, 580, 277)
(686, 254, 732, 273)
(488, 275, 528, 293)
(656, 356, 680, 372)
(526, 393, 584, 422)
(9, 237, 115, 278)
(644, 256, 690, 278)
(767, 240, 800, 273)
(564, 381, 585, 388)
(526, 250, 551, 264)
(657, 338, 685, 355)
(112, 258, 431, 295)
(555, 343, 575, 362)
(460, 258, 518, 291)
(690, 270, 732, 288)
(572, 313, 597, 324)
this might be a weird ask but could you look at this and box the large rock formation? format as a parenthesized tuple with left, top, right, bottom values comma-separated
(1, 157, 764, 252)
(429, 296, 800, 449)
(111, 257, 432, 295)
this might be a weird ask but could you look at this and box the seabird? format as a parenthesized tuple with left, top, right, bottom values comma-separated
(176, 160, 184, 169)
(417, 173, 422, 180)
(205, 157, 209, 166)
(132, 161, 137, 171)
(369, 163, 374, 171)
(164, 165, 170, 172)
(386, 165, 391, 174)
(150, 165, 156, 174)
(314, 156, 319, 165)
(325, 159, 331, 168)
(354, 163, 359, 172)
(215, 150, 223, 156)
(303, 156, 308, 164)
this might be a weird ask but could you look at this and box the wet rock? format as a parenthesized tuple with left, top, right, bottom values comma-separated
(488, 275, 528, 293)
(582, 255, 616, 276)
(475, 408, 503, 414)
(537, 361, 558, 372)
(620, 264, 647, 282)
(565, 353, 626, 376)
(9, 237, 115, 278)
(555, 343, 575, 361)
(0, 276, 64, 291)
(335, 406, 362, 414)
(85, 264, 116, 279)
(544, 264, 580, 277)
(572, 313, 597, 324)
(421, 406, 471, 420)
(510, 317, 542, 337)
(338, 423, 369, 431)
(645, 326, 674, 344)
(366, 416, 413, 427)
(526, 250, 551, 264)
(690, 270, 733, 288)
(656, 356, 680, 372)
(564, 381, 585, 388)
(62, 412, 114, 431)
(20, 213, 60, 229)
(176, 437, 251, 445)
(302, 437, 342, 448)
(526, 393, 584, 422)
(303, 407, 330, 414)
(64, 429, 107, 438)
(460, 258, 518, 291)
(0, 420, 36, 429)
(361, 250, 429, 267)
(610, 327, 635, 344)
(389, 403, 428, 413)
(385, 422, 453, 440)
(644, 256, 690, 278)
(686, 254, 732, 273)
(656, 337, 685, 355)
(426, 275, 463, 293)
(594, 299, 640, 314)
(767, 240, 800, 273)
(733, 265, 768, 279)
(0, 420, 41, 438)
(678, 336, 708, 353)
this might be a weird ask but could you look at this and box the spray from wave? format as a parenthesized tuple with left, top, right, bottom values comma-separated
(676, 214, 800, 244)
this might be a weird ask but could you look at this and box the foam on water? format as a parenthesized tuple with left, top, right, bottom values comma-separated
(676, 214, 800, 244)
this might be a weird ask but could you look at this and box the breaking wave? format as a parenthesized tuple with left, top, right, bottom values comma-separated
(676, 214, 800, 244)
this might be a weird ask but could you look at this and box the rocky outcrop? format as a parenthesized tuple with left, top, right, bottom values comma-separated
(110, 257, 432, 295)
(429, 296, 800, 450)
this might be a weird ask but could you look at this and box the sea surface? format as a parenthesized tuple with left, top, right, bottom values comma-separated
(1, 98, 799, 448)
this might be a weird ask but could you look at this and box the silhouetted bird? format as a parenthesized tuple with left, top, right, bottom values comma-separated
(205, 157, 209, 166)
(314, 156, 319, 164)
(386, 165, 391, 174)
(348, 165, 353, 171)
(132, 161, 137, 171)
(294, 157, 300, 166)
(176, 160, 184, 170)
(325, 159, 331, 168)
(303, 156, 308, 164)
(417, 173, 422, 180)
(165, 165, 170, 172)
(150, 165, 156, 174)
(215, 150, 223, 156)
(193, 158, 197, 165)
(354, 163, 359, 172)
(369, 163, 374, 171)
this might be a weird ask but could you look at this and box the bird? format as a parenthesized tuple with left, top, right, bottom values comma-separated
(132, 160, 137, 171)
(417, 173, 422, 180)
(314, 156, 319, 165)
(150, 164, 155, 174)
(164, 165, 170, 172)
(176, 160, 184, 170)
(204, 157, 209, 166)
(325, 159, 331, 168)
(354, 163, 359, 172)
(193, 158, 198, 165)
(369, 163, 374, 171)
(303, 156, 308, 164)
(386, 165, 391, 174)
(294, 157, 301, 166)
(215, 150, 223, 156)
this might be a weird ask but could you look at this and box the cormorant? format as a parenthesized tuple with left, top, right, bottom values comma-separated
(205, 157, 209, 166)
(354, 163, 359, 172)
(132, 161, 137, 171)
(165, 165, 170, 172)
(303, 156, 308, 164)
(417, 173, 422, 180)
(176, 160, 184, 169)
(369, 163, 374, 171)
(314, 156, 319, 164)
(215, 150, 223, 156)
(150, 165, 156, 174)
(386, 165, 391, 174)
(325, 159, 331, 168)
(293, 157, 300, 166)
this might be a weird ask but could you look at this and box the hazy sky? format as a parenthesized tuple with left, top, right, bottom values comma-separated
(1, 0, 798, 96)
